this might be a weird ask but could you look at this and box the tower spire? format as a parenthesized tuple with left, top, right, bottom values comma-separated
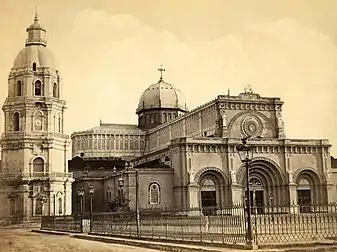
(25, 8, 47, 47)
(34, 5, 39, 22)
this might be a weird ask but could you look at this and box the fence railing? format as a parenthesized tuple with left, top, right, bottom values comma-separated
(40, 203, 337, 247)
(41, 215, 82, 233)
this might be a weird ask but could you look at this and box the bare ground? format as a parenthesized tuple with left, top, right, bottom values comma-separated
(0, 228, 160, 252)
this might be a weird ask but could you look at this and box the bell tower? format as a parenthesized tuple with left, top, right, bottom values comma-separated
(0, 10, 73, 221)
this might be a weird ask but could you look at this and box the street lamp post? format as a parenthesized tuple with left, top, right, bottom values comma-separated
(77, 187, 85, 217)
(118, 176, 124, 196)
(88, 184, 95, 232)
(77, 186, 85, 232)
(236, 137, 254, 245)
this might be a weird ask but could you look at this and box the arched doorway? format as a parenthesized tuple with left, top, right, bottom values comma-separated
(201, 178, 216, 209)
(197, 169, 228, 215)
(297, 178, 311, 213)
(237, 159, 286, 208)
(248, 177, 264, 214)
(295, 169, 323, 213)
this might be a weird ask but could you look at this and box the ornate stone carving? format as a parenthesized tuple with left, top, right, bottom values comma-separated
(231, 170, 237, 184)
(292, 167, 323, 184)
(227, 111, 276, 137)
(7, 192, 18, 198)
(33, 144, 43, 155)
(276, 111, 286, 138)
(236, 157, 286, 185)
(326, 170, 331, 182)
(241, 115, 263, 138)
(222, 112, 227, 128)
(287, 169, 293, 183)
(193, 166, 229, 185)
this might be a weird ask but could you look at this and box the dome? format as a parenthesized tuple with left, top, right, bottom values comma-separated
(137, 78, 188, 114)
(12, 45, 57, 70)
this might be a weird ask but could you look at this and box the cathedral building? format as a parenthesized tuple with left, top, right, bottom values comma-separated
(0, 12, 73, 221)
(71, 71, 336, 213)
(0, 12, 336, 221)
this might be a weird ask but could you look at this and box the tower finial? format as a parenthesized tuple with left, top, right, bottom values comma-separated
(34, 5, 39, 22)
(157, 65, 165, 81)
(244, 84, 253, 94)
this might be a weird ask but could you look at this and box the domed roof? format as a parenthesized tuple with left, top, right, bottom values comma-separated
(11, 10, 56, 70)
(137, 78, 188, 114)
(12, 45, 57, 70)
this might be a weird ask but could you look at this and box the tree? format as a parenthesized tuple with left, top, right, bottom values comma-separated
(107, 192, 130, 212)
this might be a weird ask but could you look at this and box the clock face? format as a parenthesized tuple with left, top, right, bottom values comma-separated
(35, 119, 42, 127)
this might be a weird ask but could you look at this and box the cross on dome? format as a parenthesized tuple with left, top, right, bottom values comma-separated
(158, 65, 165, 81)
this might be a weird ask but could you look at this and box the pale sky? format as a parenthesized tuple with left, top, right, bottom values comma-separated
(0, 0, 337, 156)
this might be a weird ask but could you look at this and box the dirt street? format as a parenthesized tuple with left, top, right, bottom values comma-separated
(0, 228, 160, 252)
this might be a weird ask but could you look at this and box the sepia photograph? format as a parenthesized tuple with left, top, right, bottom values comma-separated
(0, 0, 337, 251)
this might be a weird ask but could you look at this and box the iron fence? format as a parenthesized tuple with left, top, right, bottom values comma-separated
(41, 215, 82, 233)
(40, 203, 337, 247)
(91, 205, 247, 245)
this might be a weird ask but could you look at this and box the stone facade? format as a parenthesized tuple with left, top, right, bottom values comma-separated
(71, 78, 335, 213)
(0, 12, 73, 221)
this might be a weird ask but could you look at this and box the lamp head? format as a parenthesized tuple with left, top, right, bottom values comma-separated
(236, 144, 254, 163)
(118, 177, 124, 187)
(88, 184, 95, 194)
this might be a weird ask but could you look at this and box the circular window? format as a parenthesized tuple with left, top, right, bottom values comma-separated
(241, 115, 263, 137)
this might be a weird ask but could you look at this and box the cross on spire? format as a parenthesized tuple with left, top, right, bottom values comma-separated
(158, 65, 165, 81)
(34, 5, 39, 22)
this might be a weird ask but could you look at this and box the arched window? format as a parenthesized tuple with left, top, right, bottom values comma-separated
(150, 114, 154, 123)
(89, 139, 92, 149)
(140, 141, 144, 150)
(33, 62, 37, 71)
(16, 80, 22, 96)
(135, 140, 139, 150)
(149, 183, 160, 204)
(13, 112, 20, 131)
(34, 80, 42, 96)
(130, 140, 134, 150)
(120, 140, 123, 150)
(125, 140, 128, 150)
(53, 83, 58, 98)
(168, 113, 172, 121)
(85, 140, 88, 150)
(58, 198, 63, 215)
(98, 140, 101, 150)
(33, 157, 44, 173)
(163, 113, 167, 123)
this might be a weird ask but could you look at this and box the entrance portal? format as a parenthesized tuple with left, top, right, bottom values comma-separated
(201, 178, 217, 215)
(298, 189, 311, 213)
(201, 191, 216, 208)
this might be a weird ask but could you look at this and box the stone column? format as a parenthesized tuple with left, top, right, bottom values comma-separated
(326, 183, 335, 204)
(64, 180, 73, 215)
(289, 183, 298, 214)
(231, 184, 243, 205)
(187, 183, 200, 216)
(21, 184, 31, 221)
